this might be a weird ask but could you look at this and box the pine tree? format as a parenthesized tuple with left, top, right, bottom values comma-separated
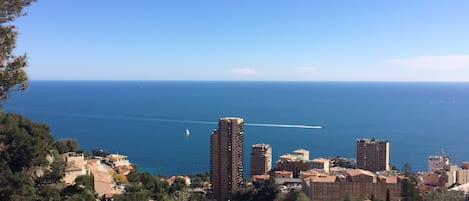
(0, 0, 36, 99)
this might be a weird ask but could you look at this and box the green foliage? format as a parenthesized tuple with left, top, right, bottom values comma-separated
(401, 174, 421, 201)
(126, 167, 141, 183)
(370, 193, 384, 201)
(0, 163, 35, 200)
(232, 187, 256, 201)
(425, 188, 465, 201)
(74, 175, 93, 190)
(169, 177, 187, 194)
(36, 151, 66, 184)
(36, 184, 62, 201)
(117, 170, 172, 200)
(233, 178, 279, 201)
(283, 189, 311, 201)
(402, 163, 412, 174)
(54, 139, 80, 154)
(113, 190, 152, 201)
(64, 190, 96, 201)
(0, 112, 74, 200)
(344, 193, 356, 201)
(0, 113, 55, 172)
(0, 0, 36, 99)
(91, 148, 111, 157)
(188, 172, 210, 188)
(60, 175, 96, 200)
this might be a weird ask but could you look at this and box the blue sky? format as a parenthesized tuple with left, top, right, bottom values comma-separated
(14, 0, 469, 81)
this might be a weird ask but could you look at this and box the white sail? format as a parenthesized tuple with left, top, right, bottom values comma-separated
(186, 128, 190, 136)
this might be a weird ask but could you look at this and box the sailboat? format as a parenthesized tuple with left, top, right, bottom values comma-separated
(186, 128, 190, 136)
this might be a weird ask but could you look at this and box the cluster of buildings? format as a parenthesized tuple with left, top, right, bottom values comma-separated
(209, 117, 405, 201)
(62, 152, 132, 198)
(61, 116, 468, 201)
(419, 155, 469, 198)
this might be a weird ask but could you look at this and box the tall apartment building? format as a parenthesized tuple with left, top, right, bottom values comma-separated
(356, 138, 390, 172)
(428, 155, 449, 172)
(210, 117, 244, 201)
(250, 144, 272, 176)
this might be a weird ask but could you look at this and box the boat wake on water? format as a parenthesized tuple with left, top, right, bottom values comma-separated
(244, 123, 322, 129)
(24, 110, 323, 130)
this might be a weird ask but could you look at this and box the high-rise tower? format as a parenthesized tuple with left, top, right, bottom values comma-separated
(250, 144, 272, 176)
(210, 117, 244, 201)
(356, 138, 390, 172)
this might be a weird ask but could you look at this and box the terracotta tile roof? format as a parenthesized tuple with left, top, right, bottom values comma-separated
(275, 170, 293, 175)
(300, 170, 319, 178)
(253, 174, 270, 180)
(280, 154, 298, 160)
(312, 175, 337, 183)
(383, 176, 398, 183)
(347, 169, 375, 177)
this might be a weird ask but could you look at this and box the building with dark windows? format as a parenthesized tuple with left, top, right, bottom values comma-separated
(356, 138, 390, 172)
(250, 144, 272, 176)
(210, 117, 244, 201)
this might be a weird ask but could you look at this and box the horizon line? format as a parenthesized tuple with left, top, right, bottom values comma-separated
(27, 79, 469, 83)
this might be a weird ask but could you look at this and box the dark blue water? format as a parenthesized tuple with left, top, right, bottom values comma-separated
(3, 81, 469, 175)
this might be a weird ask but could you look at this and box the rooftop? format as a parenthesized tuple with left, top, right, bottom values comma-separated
(311, 175, 337, 183)
(65, 160, 85, 172)
(107, 154, 128, 160)
(253, 174, 270, 180)
(312, 158, 330, 163)
(379, 175, 398, 184)
(356, 138, 389, 143)
(219, 117, 243, 123)
(252, 144, 271, 148)
(275, 170, 293, 175)
(346, 169, 376, 177)
(293, 149, 309, 154)
(280, 154, 298, 161)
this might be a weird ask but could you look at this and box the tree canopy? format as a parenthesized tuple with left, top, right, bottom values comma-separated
(0, 112, 69, 200)
(0, 0, 36, 99)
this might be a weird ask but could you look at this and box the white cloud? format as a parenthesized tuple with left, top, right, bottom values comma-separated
(225, 68, 257, 75)
(389, 55, 469, 70)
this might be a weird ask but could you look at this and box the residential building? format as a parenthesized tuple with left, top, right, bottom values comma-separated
(210, 117, 244, 201)
(356, 138, 390, 172)
(62, 152, 90, 184)
(275, 170, 293, 179)
(250, 143, 272, 176)
(428, 155, 449, 172)
(276, 159, 314, 178)
(302, 169, 402, 201)
(252, 174, 270, 188)
(106, 154, 130, 167)
(311, 158, 331, 173)
(276, 149, 315, 178)
(87, 159, 118, 197)
(422, 162, 469, 189)
(167, 176, 191, 186)
(457, 169, 469, 185)
(293, 149, 309, 161)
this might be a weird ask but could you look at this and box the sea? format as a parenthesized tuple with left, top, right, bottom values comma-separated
(2, 81, 469, 176)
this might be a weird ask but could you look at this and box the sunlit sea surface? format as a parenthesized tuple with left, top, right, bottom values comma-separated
(3, 81, 469, 175)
